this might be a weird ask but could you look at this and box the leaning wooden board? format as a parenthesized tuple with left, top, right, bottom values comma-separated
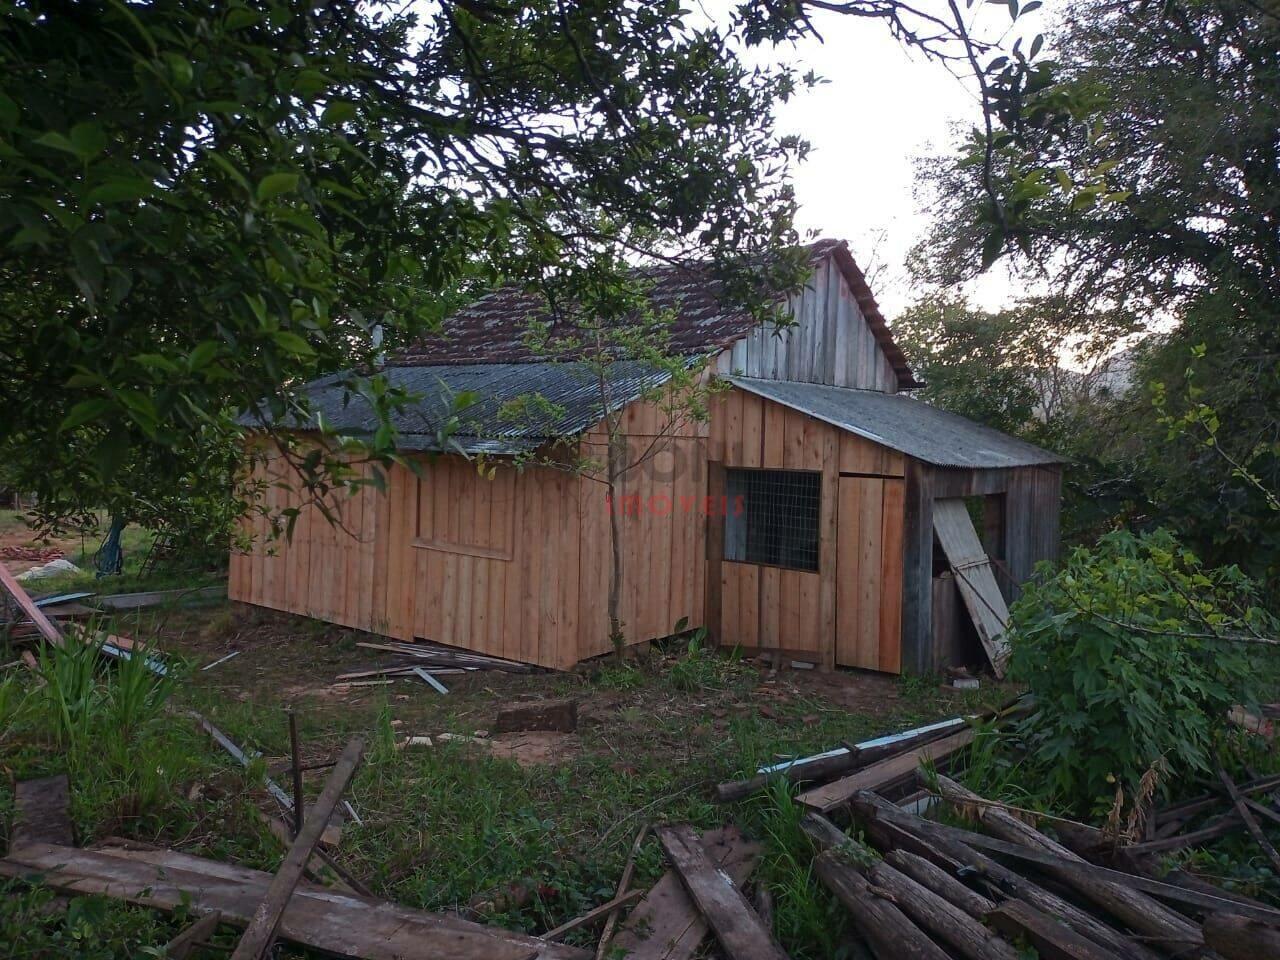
(931, 498, 1010, 676)
(0, 842, 587, 960)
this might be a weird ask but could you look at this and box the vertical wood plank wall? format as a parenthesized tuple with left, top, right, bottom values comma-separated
(229, 448, 390, 635)
(707, 387, 905, 670)
(712, 253, 900, 392)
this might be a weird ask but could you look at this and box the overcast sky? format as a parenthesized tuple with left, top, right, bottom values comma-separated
(738, 4, 1045, 317)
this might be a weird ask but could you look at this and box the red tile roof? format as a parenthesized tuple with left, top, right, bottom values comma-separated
(390, 239, 917, 389)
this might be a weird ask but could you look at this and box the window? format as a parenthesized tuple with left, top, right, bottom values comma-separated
(413, 459, 515, 560)
(724, 469, 820, 572)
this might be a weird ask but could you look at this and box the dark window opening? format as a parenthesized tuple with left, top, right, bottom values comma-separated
(724, 469, 820, 572)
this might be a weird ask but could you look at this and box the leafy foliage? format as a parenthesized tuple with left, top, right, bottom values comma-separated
(0, 0, 805, 530)
(1005, 529, 1275, 816)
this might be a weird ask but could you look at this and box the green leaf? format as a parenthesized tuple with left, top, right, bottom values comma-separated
(60, 397, 115, 431)
(225, 7, 260, 30)
(133, 353, 179, 372)
(34, 131, 77, 155)
(69, 121, 107, 160)
(86, 178, 155, 205)
(272, 330, 315, 356)
(322, 101, 357, 125)
(0, 93, 18, 129)
(257, 172, 300, 203)
(188, 340, 220, 371)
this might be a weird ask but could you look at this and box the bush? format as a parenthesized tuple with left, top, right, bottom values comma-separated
(1006, 528, 1275, 816)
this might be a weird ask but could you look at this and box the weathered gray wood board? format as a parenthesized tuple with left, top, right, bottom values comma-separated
(714, 255, 900, 393)
(656, 824, 789, 960)
(931, 498, 1010, 676)
(613, 826, 761, 960)
(11, 775, 74, 851)
(0, 842, 587, 960)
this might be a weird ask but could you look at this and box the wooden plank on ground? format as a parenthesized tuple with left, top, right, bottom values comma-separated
(797, 727, 975, 812)
(0, 563, 63, 646)
(165, 909, 223, 959)
(11, 775, 73, 850)
(931, 498, 1009, 676)
(231, 738, 365, 959)
(655, 824, 788, 960)
(0, 842, 585, 960)
(612, 827, 760, 960)
(986, 900, 1124, 960)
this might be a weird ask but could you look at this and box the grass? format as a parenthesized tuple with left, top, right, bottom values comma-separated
(0, 594, 1014, 958)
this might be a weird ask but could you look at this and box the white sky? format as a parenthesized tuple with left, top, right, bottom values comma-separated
(737, 4, 1045, 317)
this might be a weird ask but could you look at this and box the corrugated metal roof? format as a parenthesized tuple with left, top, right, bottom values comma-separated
(390, 239, 918, 390)
(254, 362, 675, 455)
(728, 377, 1065, 470)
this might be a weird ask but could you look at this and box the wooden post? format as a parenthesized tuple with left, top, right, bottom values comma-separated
(230, 738, 364, 960)
(813, 851, 948, 960)
(287, 709, 303, 837)
(1218, 767, 1280, 875)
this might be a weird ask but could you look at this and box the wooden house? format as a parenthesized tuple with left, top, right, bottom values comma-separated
(231, 239, 1064, 673)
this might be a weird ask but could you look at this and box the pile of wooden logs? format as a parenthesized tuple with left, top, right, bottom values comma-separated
(801, 773, 1280, 960)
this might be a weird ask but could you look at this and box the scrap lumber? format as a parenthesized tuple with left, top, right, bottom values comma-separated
(594, 824, 649, 960)
(931, 773, 1207, 952)
(10, 775, 73, 851)
(354, 640, 534, 673)
(883, 848, 997, 922)
(797, 728, 975, 812)
(541, 889, 644, 942)
(165, 909, 224, 959)
(1203, 911, 1280, 960)
(827, 834, 1020, 960)
(813, 850, 949, 960)
(985, 900, 1125, 960)
(0, 562, 63, 646)
(0, 841, 586, 959)
(412, 666, 449, 694)
(655, 823, 789, 960)
(611, 825, 761, 960)
(96, 585, 224, 611)
(851, 791, 1166, 960)
(231, 738, 365, 960)
(1217, 767, 1280, 875)
(718, 717, 969, 803)
(495, 698, 578, 733)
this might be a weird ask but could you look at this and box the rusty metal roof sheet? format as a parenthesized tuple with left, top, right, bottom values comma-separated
(391, 239, 917, 389)
(728, 377, 1065, 470)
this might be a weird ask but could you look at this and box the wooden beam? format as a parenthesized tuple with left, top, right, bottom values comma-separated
(655, 824, 788, 960)
(797, 727, 974, 812)
(11, 775, 73, 851)
(230, 738, 365, 960)
(813, 851, 948, 960)
(1218, 767, 1280, 875)
(165, 909, 223, 959)
(0, 563, 63, 646)
(986, 900, 1124, 960)
(541, 889, 644, 942)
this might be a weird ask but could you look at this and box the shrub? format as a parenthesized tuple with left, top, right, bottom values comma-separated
(1006, 528, 1275, 816)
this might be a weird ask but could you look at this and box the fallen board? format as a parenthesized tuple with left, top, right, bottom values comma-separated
(11, 775, 73, 850)
(0, 562, 64, 647)
(0, 842, 587, 960)
(797, 727, 975, 812)
(612, 827, 761, 960)
(931, 498, 1009, 676)
(656, 824, 789, 960)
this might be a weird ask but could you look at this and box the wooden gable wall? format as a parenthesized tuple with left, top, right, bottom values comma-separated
(713, 252, 900, 393)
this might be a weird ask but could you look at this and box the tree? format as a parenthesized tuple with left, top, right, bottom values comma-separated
(0, 0, 806, 538)
(912, 0, 1280, 586)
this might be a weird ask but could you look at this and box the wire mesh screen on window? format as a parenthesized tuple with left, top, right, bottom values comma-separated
(724, 469, 820, 572)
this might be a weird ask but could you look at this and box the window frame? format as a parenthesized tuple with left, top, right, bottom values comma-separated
(722, 466, 822, 573)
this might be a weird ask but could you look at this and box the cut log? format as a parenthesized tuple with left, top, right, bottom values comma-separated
(655, 824, 788, 960)
(1203, 911, 1280, 960)
(230, 738, 364, 960)
(986, 900, 1125, 960)
(797, 728, 974, 812)
(165, 909, 224, 959)
(612, 826, 760, 960)
(11, 775, 73, 850)
(495, 699, 578, 734)
(883, 848, 996, 922)
(850, 791, 1165, 960)
(932, 774, 1206, 955)
(0, 841, 586, 959)
(813, 851, 949, 960)
(838, 837, 1020, 960)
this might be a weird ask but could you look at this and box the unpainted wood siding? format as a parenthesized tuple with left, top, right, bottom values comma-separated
(707, 387, 905, 671)
(229, 393, 713, 670)
(713, 253, 900, 392)
(229, 448, 391, 635)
